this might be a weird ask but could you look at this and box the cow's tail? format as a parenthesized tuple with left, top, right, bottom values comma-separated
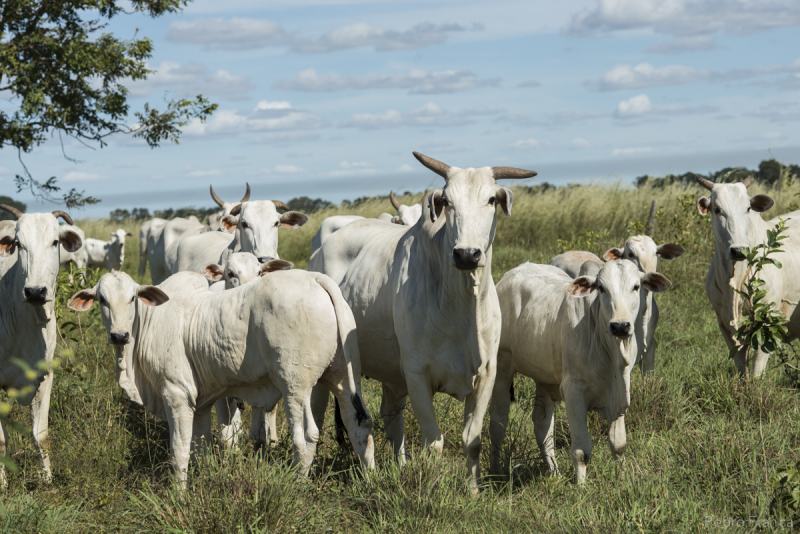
(313, 274, 370, 426)
(138, 230, 148, 278)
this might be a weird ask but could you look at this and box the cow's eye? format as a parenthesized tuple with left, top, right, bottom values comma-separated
(596, 284, 605, 293)
(714, 207, 721, 215)
(441, 196, 450, 207)
(633, 284, 640, 292)
(274, 221, 280, 227)
(130, 296, 135, 303)
(241, 221, 249, 229)
(227, 271, 235, 279)
(52, 240, 59, 247)
(488, 196, 496, 206)
(98, 295, 107, 306)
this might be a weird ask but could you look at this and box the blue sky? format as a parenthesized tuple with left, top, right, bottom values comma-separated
(5, 0, 800, 216)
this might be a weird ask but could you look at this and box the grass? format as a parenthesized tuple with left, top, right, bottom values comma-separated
(2, 182, 800, 532)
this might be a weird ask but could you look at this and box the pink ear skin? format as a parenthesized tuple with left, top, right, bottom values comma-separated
(68, 289, 96, 312)
(204, 264, 224, 282)
(697, 196, 710, 216)
(137, 286, 169, 306)
(222, 216, 238, 231)
(569, 276, 596, 297)
(0, 236, 16, 256)
(602, 248, 623, 261)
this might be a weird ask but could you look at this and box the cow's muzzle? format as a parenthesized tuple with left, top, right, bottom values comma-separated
(453, 248, 482, 271)
(730, 247, 747, 262)
(23, 286, 48, 305)
(109, 331, 130, 346)
(609, 321, 631, 339)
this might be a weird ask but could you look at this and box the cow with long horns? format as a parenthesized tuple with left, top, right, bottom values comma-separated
(208, 183, 251, 232)
(0, 204, 82, 487)
(696, 176, 800, 377)
(388, 191, 423, 226)
(310, 152, 536, 493)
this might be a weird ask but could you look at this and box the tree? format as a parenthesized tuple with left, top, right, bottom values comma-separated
(0, 1, 217, 208)
(286, 196, 334, 213)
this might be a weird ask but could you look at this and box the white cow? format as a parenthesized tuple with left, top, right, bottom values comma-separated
(85, 229, 130, 270)
(173, 200, 307, 276)
(205, 253, 292, 448)
(550, 237, 684, 373)
(388, 191, 423, 226)
(150, 216, 206, 284)
(696, 176, 800, 377)
(310, 215, 365, 254)
(58, 223, 88, 269)
(0, 204, 82, 487)
(310, 152, 536, 493)
(138, 218, 166, 277)
(69, 269, 375, 487)
(207, 183, 251, 232)
(489, 260, 671, 483)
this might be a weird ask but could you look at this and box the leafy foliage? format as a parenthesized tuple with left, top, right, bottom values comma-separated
(0, 195, 26, 220)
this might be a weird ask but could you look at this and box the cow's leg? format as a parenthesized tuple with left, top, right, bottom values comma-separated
(309, 383, 329, 439)
(164, 401, 195, 489)
(405, 372, 443, 454)
(608, 414, 626, 457)
(753, 349, 770, 378)
(563, 386, 591, 485)
(302, 394, 320, 466)
(489, 349, 513, 475)
(266, 407, 279, 445)
(31, 371, 53, 484)
(462, 363, 496, 496)
(192, 406, 212, 452)
(284, 393, 314, 475)
(533, 385, 558, 475)
(0, 418, 8, 489)
(215, 398, 243, 449)
(380, 383, 407, 464)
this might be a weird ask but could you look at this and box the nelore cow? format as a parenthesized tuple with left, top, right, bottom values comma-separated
(208, 183, 250, 232)
(85, 228, 131, 270)
(173, 200, 307, 277)
(489, 260, 671, 483)
(0, 204, 82, 487)
(138, 217, 166, 278)
(696, 176, 800, 377)
(549, 203, 684, 372)
(150, 216, 206, 284)
(388, 191, 423, 226)
(310, 152, 536, 493)
(69, 269, 374, 486)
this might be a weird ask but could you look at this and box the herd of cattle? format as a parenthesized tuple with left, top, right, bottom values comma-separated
(1, 152, 799, 492)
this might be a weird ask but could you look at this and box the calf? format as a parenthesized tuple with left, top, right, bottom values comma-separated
(85, 229, 131, 270)
(489, 260, 670, 483)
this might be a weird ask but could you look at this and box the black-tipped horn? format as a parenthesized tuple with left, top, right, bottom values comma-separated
(645, 200, 656, 236)
(389, 191, 401, 211)
(52, 210, 74, 225)
(412, 151, 450, 179)
(742, 176, 754, 188)
(241, 182, 251, 203)
(0, 203, 23, 220)
(272, 200, 289, 212)
(491, 167, 538, 180)
(209, 185, 225, 208)
(696, 176, 715, 191)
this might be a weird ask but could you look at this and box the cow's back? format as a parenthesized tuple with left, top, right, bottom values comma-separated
(175, 231, 233, 274)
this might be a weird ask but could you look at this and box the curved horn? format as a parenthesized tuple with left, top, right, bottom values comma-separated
(645, 200, 656, 236)
(0, 203, 23, 220)
(209, 185, 225, 208)
(51, 210, 74, 225)
(741, 176, 754, 188)
(491, 167, 538, 180)
(696, 176, 715, 191)
(272, 200, 289, 212)
(240, 182, 251, 203)
(412, 151, 450, 179)
(389, 191, 401, 212)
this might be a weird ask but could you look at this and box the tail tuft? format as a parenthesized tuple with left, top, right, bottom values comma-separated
(352, 393, 370, 425)
(509, 382, 515, 403)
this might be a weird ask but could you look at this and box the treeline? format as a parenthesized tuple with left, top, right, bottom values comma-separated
(635, 159, 800, 189)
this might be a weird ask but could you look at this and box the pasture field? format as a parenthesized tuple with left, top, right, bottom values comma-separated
(2, 182, 800, 532)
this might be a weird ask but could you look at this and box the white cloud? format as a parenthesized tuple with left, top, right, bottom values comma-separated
(571, 137, 592, 149)
(186, 168, 223, 178)
(615, 94, 652, 117)
(343, 102, 474, 129)
(275, 68, 498, 94)
(167, 19, 481, 53)
(255, 100, 293, 111)
(183, 101, 320, 137)
(612, 146, 653, 157)
(595, 63, 705, 91)
(648, 35, 715, 54)
(512, 138, 540, 149)
(63, 171, 101, 183)
(130, 61, 252, 99)
(273, 164, 303, 174)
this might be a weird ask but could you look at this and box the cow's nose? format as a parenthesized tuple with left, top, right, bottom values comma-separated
(730, 247, 747, 261)
(453, 248, 482, 271)
(609, 321, 631, 338)
(23, 286, 47, 304)
(109, 331, 130, 345)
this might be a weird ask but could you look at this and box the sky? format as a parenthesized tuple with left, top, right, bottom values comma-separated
(4, 0, 800, 217)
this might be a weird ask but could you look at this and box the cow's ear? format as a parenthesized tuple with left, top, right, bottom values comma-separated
(602, 248, 623, 261)
(697, 196, 710, 215)
(0, 236, 16, 256)
(229, 203, 242, 216)
(279, 211, 308, 228)
(68, 288, 96, 311)
(495, 187, 513, 216)
(750, 194, 774, 213)
(204, 264, 223, 282)
(642, 272, 672, 293)
(259, 259, 293, 276)
(569, 276, 596, 297)
(427, 190, 446, 222)
(656, 243, 685, 259)
(60, 229, 82, 253)
(137, 286, 169, 306)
